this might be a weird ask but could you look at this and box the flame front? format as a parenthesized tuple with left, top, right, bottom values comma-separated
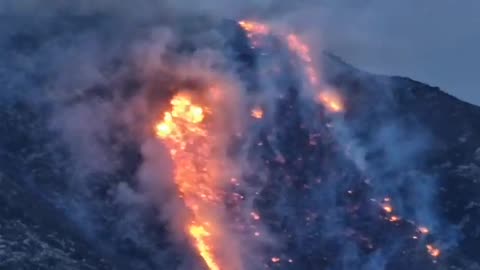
(238, 20, 270, 36)
(238, 20, 344, 113)
(426, 244, 441, 258)
(155, 93, 222, 270)
(251, 107, 264, 119)
(190, 224, 220, 270)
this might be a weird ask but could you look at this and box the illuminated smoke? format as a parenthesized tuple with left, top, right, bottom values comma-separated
(238, 20, 345, 114)
(426, 244, 441, 258)
(155, 93, 221, 269)
(5, 2, 459, 269)
(250, 107, 264, 119)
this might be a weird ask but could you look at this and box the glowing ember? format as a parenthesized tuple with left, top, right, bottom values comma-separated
(286, 34, 313, 63)
(238, 20, 270, 36)
(250, 212, 261, 220)
(190, 224, 220, 270)
(419, 226, 430, 234)
(426, 244, 441, 257)
(239, 19, 344, 113)
(251, 107, 264, 119)
(155, 93, 222, 270)
(316, 91, 344, 113)
(285, 32, 344, 112)
(382, 205, 393, 213)
(389, 216, 400, 222)
(285, 33, 320, 87)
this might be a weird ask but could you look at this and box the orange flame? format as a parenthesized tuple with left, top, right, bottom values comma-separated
(190, 224, 220, 270)
(285, 33, 320, 87)
(389, 215, 400, 222)
(426, 244, 441, 258)
(238, 20, 270, 36)
(286, 34, 313, 63)
(418, 226, 430, 235)
(317, 91, 344, 113)
(239, 20, 344, 113)
(251, 107, 264, 119)
(382, 205, 393, 213)
(250, 212, 261, 220)
(155, 93, 222, 270)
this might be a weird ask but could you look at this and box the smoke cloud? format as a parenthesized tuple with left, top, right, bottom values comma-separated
(0, 1, 463, 269)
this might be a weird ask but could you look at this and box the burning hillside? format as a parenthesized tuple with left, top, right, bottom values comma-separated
(137, 19, 447, 269)
(0, 6, 478, 270)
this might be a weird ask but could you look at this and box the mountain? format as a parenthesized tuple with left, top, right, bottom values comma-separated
(1, 14, 480, 270)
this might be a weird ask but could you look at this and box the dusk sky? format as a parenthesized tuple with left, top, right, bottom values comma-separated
(316, 0, 480, 105)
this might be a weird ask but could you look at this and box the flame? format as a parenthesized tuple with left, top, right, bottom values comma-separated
(317, 91, 344, 113)
(238, 20, 344, 113)
(382, 204, 393, 213)
(418, 226, 430, 235)
(250, 212, 261, 220)
(190, 224, 220, 270)
(426, 244, 441, 258)
(238, 20, 270, 36)
(155, 93, 222, 270)
(285, 33, 320, 88)
(251, 107, 264, 119)
(389, 215, 400, 222)
(286, 34, 313, 63)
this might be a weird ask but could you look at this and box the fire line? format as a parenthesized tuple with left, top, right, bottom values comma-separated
(155, 93, 222, 270)
(238, 20, 344, 113)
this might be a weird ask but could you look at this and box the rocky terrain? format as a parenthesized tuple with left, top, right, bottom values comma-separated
(1, 13, 480, 270)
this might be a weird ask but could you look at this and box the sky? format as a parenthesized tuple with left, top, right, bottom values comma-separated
(314, 0, 480, 105)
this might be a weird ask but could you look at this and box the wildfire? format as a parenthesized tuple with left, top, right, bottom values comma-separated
(238, 20, 344, 114)
(155, 92, 222, 270)
(190, 224, 220, 270)
(238, 20, 270, 36)
(418, 226, 430, 235)
(250, 212, 261, 220)
(286, 34, 313, 63)
(316, 91, 344, 113)
(426, 244, 441, 258)
(382, 204, 393, 213)
(285, 33, 321, 89)
(251, 107, 264, 119)
(389, 215, 400, 222)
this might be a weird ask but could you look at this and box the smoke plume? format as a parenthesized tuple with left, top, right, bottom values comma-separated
(0, 1, 460, 269)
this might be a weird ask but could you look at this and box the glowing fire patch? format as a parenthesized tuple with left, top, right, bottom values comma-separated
(286, 33, 321, 87)
(426, 244, 441, 258)
(155, 93, 222, 270)
(389, 215, 400, 222)
(251, 107, 264, 119)
(189, 224, 220, 270)
(238, 20, 270, 36)
(317, 91, 344, 113)
(238, 20, 344, 114)
(250, 211, 261, 220)
(382, 204, 393, 213)
(419, 226, 430, 235)
(286, 34, 313, 63)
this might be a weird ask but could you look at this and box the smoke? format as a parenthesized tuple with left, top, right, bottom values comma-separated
(0, 1, 463, 270)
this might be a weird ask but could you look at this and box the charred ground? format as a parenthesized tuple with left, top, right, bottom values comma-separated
(1, 15, 480, 270)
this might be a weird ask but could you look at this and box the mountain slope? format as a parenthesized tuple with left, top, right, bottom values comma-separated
(1, 15, 480, 270)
